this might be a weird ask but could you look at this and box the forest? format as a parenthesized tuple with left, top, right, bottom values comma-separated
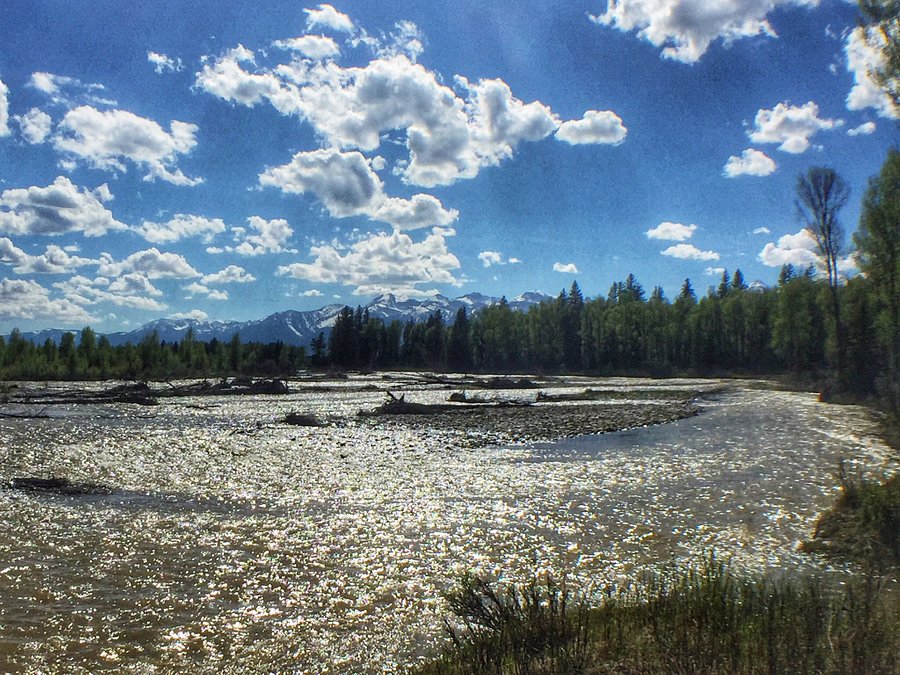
(0, 151, 897, 413)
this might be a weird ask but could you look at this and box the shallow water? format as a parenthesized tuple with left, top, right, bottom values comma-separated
(0, 376, 893, 673)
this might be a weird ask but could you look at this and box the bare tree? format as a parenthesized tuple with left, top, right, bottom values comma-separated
(796, 167, 850, 379)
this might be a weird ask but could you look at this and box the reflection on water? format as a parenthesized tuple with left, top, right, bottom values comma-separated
(0, 376, 893, 673)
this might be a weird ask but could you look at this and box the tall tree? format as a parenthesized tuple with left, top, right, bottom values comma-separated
(859, 0, 900, 108)
(855, 149, 900, 408)
(796, 167, 850, 381)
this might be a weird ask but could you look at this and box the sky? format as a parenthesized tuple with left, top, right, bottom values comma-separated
(0, 0, 897, 333)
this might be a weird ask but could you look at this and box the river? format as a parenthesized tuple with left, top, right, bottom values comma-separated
(0, 376, 893, 673)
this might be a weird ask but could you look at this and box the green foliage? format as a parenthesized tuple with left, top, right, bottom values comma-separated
(859, 0, 900, 108)
(416, 556, 899, 674)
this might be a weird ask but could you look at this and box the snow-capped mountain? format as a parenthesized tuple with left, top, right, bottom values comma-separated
(15, 292, 552, 348)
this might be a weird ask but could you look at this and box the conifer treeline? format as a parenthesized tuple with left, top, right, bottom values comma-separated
(314, 267, 885, 399)
(0, 327, 306, 380)
(0, 265, 886, 401)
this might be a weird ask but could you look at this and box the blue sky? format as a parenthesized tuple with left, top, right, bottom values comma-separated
(0, 0, 896, 332)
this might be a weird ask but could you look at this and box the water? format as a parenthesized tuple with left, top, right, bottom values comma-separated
(0, 376, 893, 673)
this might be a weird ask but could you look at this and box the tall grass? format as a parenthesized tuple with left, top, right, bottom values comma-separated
(413, 555, 899, 674)
(803, 460, 900, 569)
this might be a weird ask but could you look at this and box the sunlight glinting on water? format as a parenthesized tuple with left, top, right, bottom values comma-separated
(0, 377, 894, 672)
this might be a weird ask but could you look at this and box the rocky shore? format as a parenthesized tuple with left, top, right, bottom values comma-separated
(358, 399, 700, 446)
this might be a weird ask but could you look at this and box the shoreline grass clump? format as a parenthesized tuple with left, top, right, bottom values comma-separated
(802, 460, 899, 570)
(413, 555, 898, 674)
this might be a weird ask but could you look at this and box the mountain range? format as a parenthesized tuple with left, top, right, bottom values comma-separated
(15, 291, 554, 348)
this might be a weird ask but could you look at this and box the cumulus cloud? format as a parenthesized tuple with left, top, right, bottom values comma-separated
(148, 51, 184, 74)
(0, 238, 95, 274)
(201, 265, 256, 284)
(97, 248, 200, 279)
(304, 4, 354, 33)
(233, 216, 295, 256)
(301, 289, 324, 297)
(590, 0, 819, 64)
(198, 35, 621, 192)
(0, 277, 95, 323)
(54, 105, 202, 185)
(477, 250, 520, 267)
(194, 45, 288, 108)
(169, 309, 210, 321)
(277, 227, 462, 296)
(661, 243, 720, 260)
(0, 77, 9, 137)
(29, 72, 115, 107)
(260, 148, 458, 230)
(758, 229, 820, 267)
(847, 121, 877, 136)
(748, 101, 840, 154)
(723, 148, 776, 177)
(646, 221, 697, 241)
(15, 108, 52, 144)
(478, 251, 503, 267)
(555, 110, 627, 145)
(183, 282, 229, 300)
(845, 27, 898, 119)
(273, 34, 340, 59)
(553, 262, 579, 273)
(705, 266, 726, 276)
(0, 176, 126, 237)
(55, 271, 168, 312)
(137, 214, 227, 244)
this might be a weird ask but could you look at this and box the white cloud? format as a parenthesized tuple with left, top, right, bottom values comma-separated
(304, 4, 354, 33)
(478, 251, 504, 267)
(15, 108, 52, 144)
(148, 51, 183, 74)
(704, 266, 726, 276)
(233, 216, 295, 256)
(555, 110, 627, 145)
(260, 148, 458, 230)
(184, 282, 229, 300)
(477, 250, 521, 268)
(590, 0, 819, 64)
(0, 77, 9, 137)
(29, 72, 115, 107)
(301, 289, 324, 297)
(54, 105, 202, 186)
(753, 226, 771, 235)
(53, 273, 168, 312)
(201, 265, 256, 284)
(137, 214, 227, 244)
(661, 243, 720, 260)
(758, 229, 820, 267)
(748, 101, 840, 154)
(273, 35, 341, 59)
(169, 309, 210, 321)
(0, 238, 95, 274)
(646, 221, 697, 241)
(0, 176, 126, 237)
(553, 262, 579, 273)
(847, 121, 877, 136)
(194, 45, 288, 108)
(723, 148, 776, 177)
(845, 27, 898, 119)
(198, 43, 616, 191)
(97, 248, 200, 279)
(0, 277, 95, 323)
(277, 227, 461, 296)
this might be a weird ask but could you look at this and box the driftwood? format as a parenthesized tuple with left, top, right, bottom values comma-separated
(282, 412, 325, 427)
(360, 391, 531, 416)
(6, 476, 114, 496)
(4, 377, 290, 407)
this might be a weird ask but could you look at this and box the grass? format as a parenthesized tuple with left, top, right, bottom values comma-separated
(412, 555, 899, 674)
(802, 461, 900, 570)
